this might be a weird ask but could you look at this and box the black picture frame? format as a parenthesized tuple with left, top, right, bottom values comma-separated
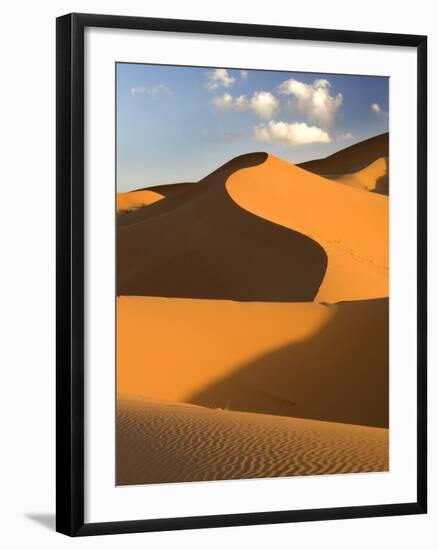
(56, 12, 427, 537)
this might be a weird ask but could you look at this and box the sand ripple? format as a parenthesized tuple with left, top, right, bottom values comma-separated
(117, 396, 388, 486)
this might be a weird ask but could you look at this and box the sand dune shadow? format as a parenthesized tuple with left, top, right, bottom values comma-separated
(188, 298, 389, 428)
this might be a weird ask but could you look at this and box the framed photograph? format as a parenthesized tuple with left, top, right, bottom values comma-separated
(56, 13, 427, 536)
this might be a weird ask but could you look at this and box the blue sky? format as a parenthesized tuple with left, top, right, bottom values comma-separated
(117, 63, 388, 192)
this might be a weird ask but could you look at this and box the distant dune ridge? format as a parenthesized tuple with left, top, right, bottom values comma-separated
(299, 133, 388, 177)
(327, 157, 388, 194)
(134, 181, 196, 197)
(299, 132, 389, 195)
(116, 133, 390, 484)
(117, 189, 164, 213)
(117, 396, 389, 486)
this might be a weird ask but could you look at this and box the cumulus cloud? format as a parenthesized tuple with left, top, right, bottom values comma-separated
(206, 68, 235, 90)
(240, 70, 248, 80)
(212, 93, 235, 110)
(235, 95, 250, 111)
(212, 91, 277, 119)
(278, 78, 342, 127)
(129, 84, 172, 96)
(254, 120, 331, 145)
(250, 91, 279, 119)
(370, 103, 389, 119)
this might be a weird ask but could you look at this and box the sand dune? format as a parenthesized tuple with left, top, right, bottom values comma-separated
(299, 132, 389, 176)
(117, 296, 388, 428)
(227, 154, 388, 303)
(117, 189, 164, 213)
(117, 396, 389, 485)
(118, 149, 388, 303)
(327, 157, 389, 195)
(118, 153, 327, 301)
(116, 139, 389, 484)
(135, 181, 196, 197)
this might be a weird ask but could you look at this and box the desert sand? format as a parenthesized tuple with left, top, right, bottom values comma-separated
(116, 134, 390, 484)
(299, 132, 388, 177)
(117, 296, 388, 428)
(118, 153, 327, 302)
(118, 146, 388, 303)
(300, 133, 389, 196)
(117, 189, 164, 213)
(135, 181, 196, 197)
(226, 154, 388, 303)
(327, 157, 389, 194)
(117, 395, 389, 485)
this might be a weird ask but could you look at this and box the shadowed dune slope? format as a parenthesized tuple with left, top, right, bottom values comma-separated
(227, 154, 388, 303)
(117, 296, 388, 428)
(117, 396, 389, 485)
(118, 183, 196, 215)
(135, 181, 196, 197)
(117, 153, 327, 301)
(189, 298, 388, 428)
(299, 132, 389, 175)
(117, 189, 164, 213)
(328, 157, 389, 195)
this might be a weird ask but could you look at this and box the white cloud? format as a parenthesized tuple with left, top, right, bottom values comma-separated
(250, 91, 279, 119)
(212, 93, 235, 110)
(212, 91, 277, 119)
(370, 103, 389, 119)
(212, 93, 248, 111)
(254, 120, 331, 145)
(235, 95, 250, 111)
(130, 84, 172, 96)
(278, 78, 342, 127)
(206, 68, 235, 91)
(240, 70, 248, 80)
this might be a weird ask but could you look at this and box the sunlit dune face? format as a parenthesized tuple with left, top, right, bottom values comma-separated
(117, 189, 164, 213)
(226, 154, 389, 303)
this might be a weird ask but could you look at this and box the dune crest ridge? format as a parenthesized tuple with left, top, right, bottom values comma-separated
(299, 132, 389, 176)
(226, 154, 389, 303)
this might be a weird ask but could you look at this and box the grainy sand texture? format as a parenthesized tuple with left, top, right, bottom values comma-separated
(117, 396, 389, 485)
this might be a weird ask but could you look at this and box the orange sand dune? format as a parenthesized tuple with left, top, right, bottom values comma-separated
(117, 189, 164, 213)
(299, 132, 389, 176)
(328, 157, 389, 195)
(117, 296, 388, 428)
(118, 150, 388, 303)
(227, 155, 388, 302)
(118, 153, 327, 302)
(117, 396, 389, 485)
